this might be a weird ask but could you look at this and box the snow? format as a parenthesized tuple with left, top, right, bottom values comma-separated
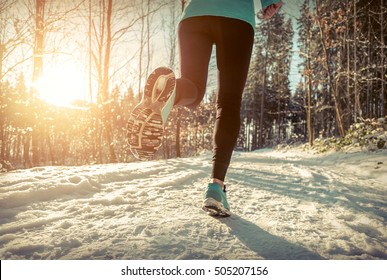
(0, 148, 386, 260)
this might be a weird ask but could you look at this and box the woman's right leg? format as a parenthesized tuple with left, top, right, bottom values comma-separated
(211, 18, 254, 182)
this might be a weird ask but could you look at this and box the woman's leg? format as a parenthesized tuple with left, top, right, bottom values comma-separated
(175, 17, 214, 109)
(211, 18, 254, 182)
(177, 16, 254, 183)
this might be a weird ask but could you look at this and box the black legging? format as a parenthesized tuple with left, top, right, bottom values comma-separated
(176, 16, 254, 181)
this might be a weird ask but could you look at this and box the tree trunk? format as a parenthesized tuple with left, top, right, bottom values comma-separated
(353, 0, 361, 120)
(259, 65, 267, 149)
(24, 130, 32, 167)
(345, 1, 351, 127)
(0, 47, 4, 160)
(32, 0, 46, 166)
(381, 0, 385, 117)
(176, 109, 181, 158)
(277, 72, 281, 144)
(366, 12, 371, 118)
(103, 0, 116, 162)
(137, 3, 145, 101)
(315, 0, 345, 137)
(306, 44, 314, 145)
(88, 0, 93, 103)
(32, 0, 45, 84)
(259, 27, 270, 149)
(305, 5, 313, 146)
(145, 0, 151, 81)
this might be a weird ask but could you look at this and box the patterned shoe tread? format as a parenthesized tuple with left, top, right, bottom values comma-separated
(202, 198, 231, 217)
(127, 67, 175, 160)
(127, 110, 163, 149)
(202, 205, 231, 217)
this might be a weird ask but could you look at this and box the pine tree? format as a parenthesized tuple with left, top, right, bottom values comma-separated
(243, 10, 293, 149)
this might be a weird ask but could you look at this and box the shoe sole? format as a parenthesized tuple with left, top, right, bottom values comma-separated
(202, 198, 231, 217)
(127, 67, 176, 160)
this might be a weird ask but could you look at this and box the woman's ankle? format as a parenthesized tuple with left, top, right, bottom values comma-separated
(211, 178, 224, 188)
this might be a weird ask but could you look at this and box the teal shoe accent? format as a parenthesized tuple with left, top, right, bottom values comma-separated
(161, 88, 176, 125)
(202, 183, 231, 217)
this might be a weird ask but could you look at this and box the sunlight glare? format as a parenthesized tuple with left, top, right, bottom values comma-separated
(34, 64, 86, 107)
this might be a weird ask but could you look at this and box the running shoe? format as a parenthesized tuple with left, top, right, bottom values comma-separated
(202, 183, 231, 217)
(127, 67, 176, 160)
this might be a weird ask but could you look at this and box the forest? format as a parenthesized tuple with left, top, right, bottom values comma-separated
(0, 0, 386, 170)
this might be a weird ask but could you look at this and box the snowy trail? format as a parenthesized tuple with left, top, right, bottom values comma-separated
(0, 149, 386, 260)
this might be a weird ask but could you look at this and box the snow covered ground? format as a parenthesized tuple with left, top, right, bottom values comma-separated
(0, 148, 386, 260)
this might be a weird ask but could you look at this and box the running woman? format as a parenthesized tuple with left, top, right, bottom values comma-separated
(127, 0, 283, 216)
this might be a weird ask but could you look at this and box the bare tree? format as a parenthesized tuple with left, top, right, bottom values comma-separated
(0, 0, 32, 163)
(380, 0, 385, 117)
(26, 0, 86, 166)
(315, 0, 345, 137)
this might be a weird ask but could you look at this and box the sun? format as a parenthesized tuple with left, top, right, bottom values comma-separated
(33, 63, 87, 107)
